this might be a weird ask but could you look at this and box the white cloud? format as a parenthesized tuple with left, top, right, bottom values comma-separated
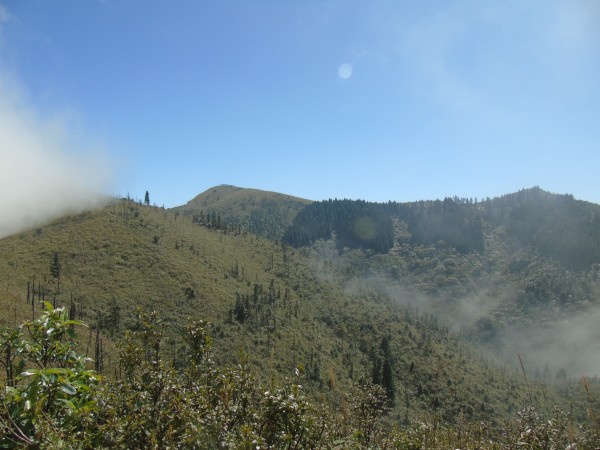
(0, 62, 113, 238)
(0, 4, 115, 239)
(365, 0, 599, 112)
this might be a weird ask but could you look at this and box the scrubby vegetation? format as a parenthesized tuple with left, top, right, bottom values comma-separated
(2, 186, 600, 448)
(2, 304, 600, 449)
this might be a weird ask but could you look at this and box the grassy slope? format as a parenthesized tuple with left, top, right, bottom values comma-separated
(173, 184, 311, 240)
(0, 198, 552, 426)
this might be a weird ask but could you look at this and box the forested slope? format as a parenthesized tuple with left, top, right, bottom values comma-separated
(2, 188, 600, 447)
(0, 199, 549, 425)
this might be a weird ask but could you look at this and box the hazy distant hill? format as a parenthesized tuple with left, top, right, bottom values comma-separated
(292, 188, 600, 376)
(208, 185, 599, 378)
(481, 186, 600, 269)
(171, 186, 600, 354)
(173, 184, 311, 240)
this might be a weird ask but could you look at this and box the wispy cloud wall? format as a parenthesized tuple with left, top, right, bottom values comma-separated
(0, 6, 113, 239)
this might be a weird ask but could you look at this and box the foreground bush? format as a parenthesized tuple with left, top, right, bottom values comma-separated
(2, 306, 600, 449)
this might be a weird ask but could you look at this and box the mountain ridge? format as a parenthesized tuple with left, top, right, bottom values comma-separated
(0, 197, 567, 425)
(2, 185, 599, 433)
(169, 184, 600, 376)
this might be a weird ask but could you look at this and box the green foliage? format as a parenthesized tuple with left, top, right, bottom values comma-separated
(391, 197, 485, 253)
(2, 190, 600, 447)
(0, 308, 339, 448)
(371, 336, 396, 406)
(50, 252, 61, 280)
(0, 303, 98, 447)
(282, 196, 484, 255)
(2, 307, 600, 449)
(283, 199, 394, 253)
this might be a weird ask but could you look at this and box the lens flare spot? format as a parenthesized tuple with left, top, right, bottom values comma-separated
(338, 63, 353, 79)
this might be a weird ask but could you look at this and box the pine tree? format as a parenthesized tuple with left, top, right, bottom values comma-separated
(379, 336, 395, 404)
(50, 252, 61, 294)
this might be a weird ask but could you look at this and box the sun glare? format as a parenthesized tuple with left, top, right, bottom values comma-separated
(338, 63, 353, 79)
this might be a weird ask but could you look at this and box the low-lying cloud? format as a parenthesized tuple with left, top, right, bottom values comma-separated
(308, 241, 600, 377)
(494, 307, 600, 378)
(0, 76, 113, 239)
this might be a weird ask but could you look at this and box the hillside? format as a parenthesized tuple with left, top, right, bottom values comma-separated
(0, 198, 557, 427)
(482, 187, 600, 269)
(173, 184, 311, 240)
(275, 188, 600, 377)
(3, 187, 600, 448)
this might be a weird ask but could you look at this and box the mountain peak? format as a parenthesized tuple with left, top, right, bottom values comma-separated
(172, 185, 311, 240)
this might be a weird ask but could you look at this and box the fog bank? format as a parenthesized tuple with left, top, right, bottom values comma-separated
(0, 77, 113, 239)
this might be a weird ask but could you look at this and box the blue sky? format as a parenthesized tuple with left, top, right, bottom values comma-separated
(1, 0, 599, 208)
